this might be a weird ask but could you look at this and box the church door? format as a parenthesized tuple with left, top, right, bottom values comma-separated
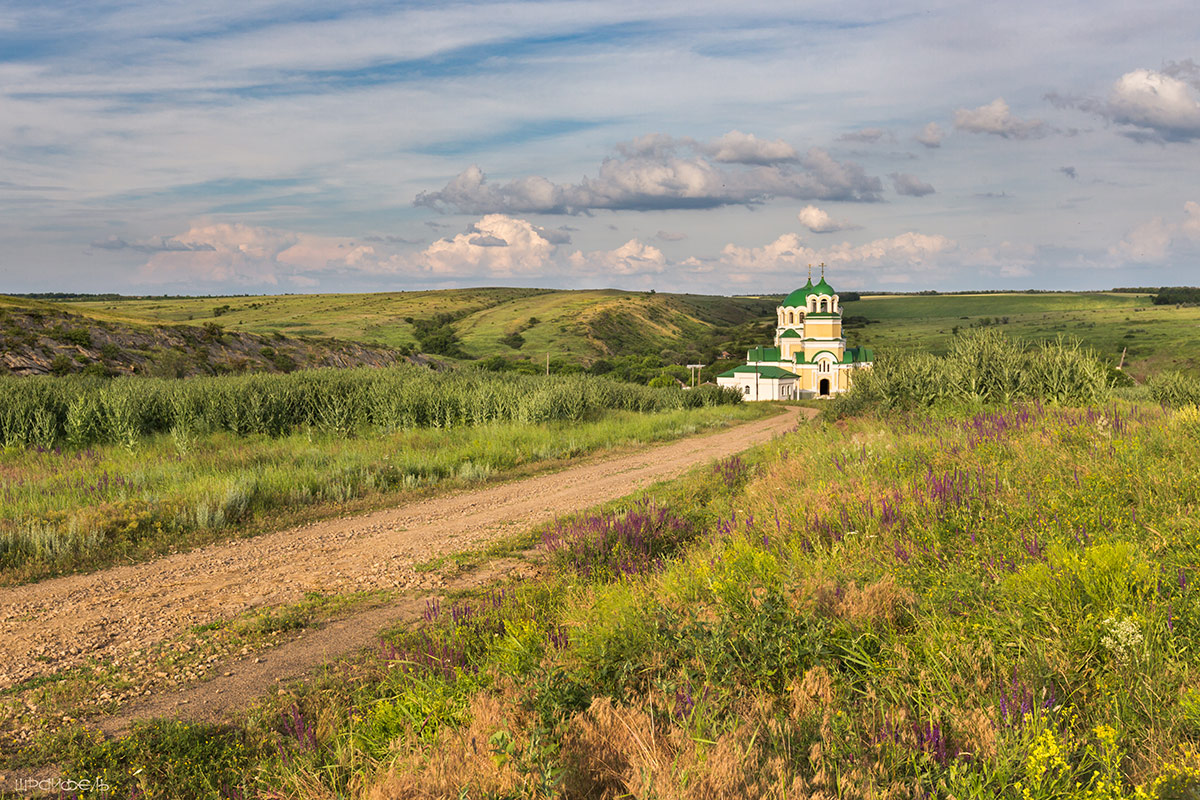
(819, 378, 830, 396)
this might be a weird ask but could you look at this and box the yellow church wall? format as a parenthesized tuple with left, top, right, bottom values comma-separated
(804, 320, 841, 338)
(804, 344, 845, 361)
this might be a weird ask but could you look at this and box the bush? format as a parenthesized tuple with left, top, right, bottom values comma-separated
(829, 330, 1110, 416)
(1149, 370, 1200, 407)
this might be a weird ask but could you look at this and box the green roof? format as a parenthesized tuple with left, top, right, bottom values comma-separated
(718, 365, 797, 379)
(843, 346, 875, 363)
(747, 346, 781, 362)
(781, 276, 836, 307)
(779, 328, 803, 338)
(781, 279, 813, 308)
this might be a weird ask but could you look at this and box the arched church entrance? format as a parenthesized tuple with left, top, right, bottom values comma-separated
(819, 378, 830, 396)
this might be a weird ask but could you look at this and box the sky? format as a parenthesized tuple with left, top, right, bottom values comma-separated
(2, 0, 1199, 296)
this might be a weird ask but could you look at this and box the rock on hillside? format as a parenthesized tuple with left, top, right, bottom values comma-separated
(0, 301, 406, 377)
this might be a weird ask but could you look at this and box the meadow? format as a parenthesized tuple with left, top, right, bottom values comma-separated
(847, 292, 1200, 380)
(16, 339, 1200, 799)
(31, 385, 1200, 798)
(0, 368, 746, 583)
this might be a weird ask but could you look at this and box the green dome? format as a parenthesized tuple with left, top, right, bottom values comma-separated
(781, 279, 813, 308)
(781, 276, 836, 307)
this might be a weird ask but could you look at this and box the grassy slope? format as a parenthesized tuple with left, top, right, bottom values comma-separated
(68, 290, 775, 362)
(0, 295, 402, 377)
(848, 292, 1200, 379)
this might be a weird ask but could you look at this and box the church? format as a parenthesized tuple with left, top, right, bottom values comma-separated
(716, 265, 874, 400)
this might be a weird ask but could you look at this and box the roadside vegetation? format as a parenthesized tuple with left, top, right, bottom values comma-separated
(0, 368, 745, 583)
(16, 331, 1200, 798)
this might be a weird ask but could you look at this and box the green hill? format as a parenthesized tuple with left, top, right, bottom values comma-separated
(43, 288, 1200, 381)
(68, 289, 777, 364)
(0, 295, 403, 377)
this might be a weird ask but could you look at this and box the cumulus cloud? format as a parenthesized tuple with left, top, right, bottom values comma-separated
(890, 172, 936, 197)
(414, 138, 882, 214)
(569, 239, 667, 276)
(1108, 201, 1200, 263)
(1049, 65, 1200, 143)
(838, 127, 892, 144)
(914, 122, 944, 148)
(954, 98, 1049, 139)
(421, 214, 556, 276)
(702, 129, 798, 164)
(796, 205, 855, 233)
(719, 231, 955, 275)
(135, 222, 378, 285)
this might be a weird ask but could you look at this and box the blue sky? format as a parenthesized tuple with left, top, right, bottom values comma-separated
(2, 0, 1199, 295)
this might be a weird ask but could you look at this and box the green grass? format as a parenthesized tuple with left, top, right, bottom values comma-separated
(0, 403, 766, 584)
(59, 289, 1200, 381)
(33, 396, 1200, 799)
(65, 289, 775, 362)
(847, 292, 1200, 380)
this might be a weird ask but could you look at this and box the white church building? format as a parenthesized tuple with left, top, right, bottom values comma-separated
(717, 267, 874, 400)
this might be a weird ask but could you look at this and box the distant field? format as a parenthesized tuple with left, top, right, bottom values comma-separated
(846, 292, 1199, 380)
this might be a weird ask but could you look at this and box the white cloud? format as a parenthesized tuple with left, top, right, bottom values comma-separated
(719, 231, 955, 275)
(420, 214, 556, 276)
(954, 98, 1049, 139)
(1108, 201, 1200, 263)
(1101, 67, 1200, 142)
(796, 205, 854, 233)
(703, 129, 798, 164)
(890, 172, 936, 197)
(136, 222, 377, 285)
(569, 239, 666, 276)
(414, 141, 882, 214)
(1182, 200, 1200, 238)
(915, 122, 943, 148)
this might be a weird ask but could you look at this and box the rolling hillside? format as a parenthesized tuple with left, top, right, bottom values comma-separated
(35, 288, 1200, 381)
(0, 296, 404, 377)
(68, 289, 778, 363)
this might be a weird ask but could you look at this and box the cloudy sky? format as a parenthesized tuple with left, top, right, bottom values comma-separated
(2, 0, 1199, 296)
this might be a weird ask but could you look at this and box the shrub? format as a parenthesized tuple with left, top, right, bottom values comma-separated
(830, 330, 1109, 415)
(1149, 370, 1200, 407)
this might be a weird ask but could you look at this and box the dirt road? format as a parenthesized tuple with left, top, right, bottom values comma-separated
(0, 405, 807, 728)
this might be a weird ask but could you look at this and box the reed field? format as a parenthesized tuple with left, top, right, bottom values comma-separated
(29, 338, 1200, 798)
(0, 368, 745, 583)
